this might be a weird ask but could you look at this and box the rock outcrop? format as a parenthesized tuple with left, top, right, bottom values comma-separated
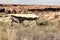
(0, 4, 60, 14)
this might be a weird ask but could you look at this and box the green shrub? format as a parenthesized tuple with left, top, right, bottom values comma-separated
(37, 19, 48, 25)
(36, 19, 55, 27)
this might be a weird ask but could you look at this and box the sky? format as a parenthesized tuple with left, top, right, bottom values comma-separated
(0, 0, 60, 5)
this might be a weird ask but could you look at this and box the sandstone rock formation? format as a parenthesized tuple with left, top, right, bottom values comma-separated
(8, 14, 38, 18)
(0, 4, 60, 14)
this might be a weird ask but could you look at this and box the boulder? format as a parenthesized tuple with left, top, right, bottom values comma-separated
(8, 14, 38, 19)
(44, 13, 56, 20)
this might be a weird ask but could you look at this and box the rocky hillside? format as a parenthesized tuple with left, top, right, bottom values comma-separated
(0, 4, 60, 14)
(0, 4, 60, 40)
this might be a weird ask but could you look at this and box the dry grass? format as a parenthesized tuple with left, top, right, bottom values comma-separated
(0, 12, 60, 40)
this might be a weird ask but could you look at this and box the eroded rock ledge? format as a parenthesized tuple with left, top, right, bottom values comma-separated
(0, 4, 60, 14)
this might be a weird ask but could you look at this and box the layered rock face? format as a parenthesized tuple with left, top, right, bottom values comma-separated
(0, 4, 60, 14)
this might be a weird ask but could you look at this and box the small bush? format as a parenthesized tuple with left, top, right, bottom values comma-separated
(36, 19, 48, 26)
(36, 19, 55, 27)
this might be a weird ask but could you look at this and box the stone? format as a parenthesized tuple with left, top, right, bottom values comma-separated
(44, 13, 56, 20)
(8, 14, 38, 18)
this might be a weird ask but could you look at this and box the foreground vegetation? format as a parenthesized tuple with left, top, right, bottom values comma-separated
(0, 14, 60, 40)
